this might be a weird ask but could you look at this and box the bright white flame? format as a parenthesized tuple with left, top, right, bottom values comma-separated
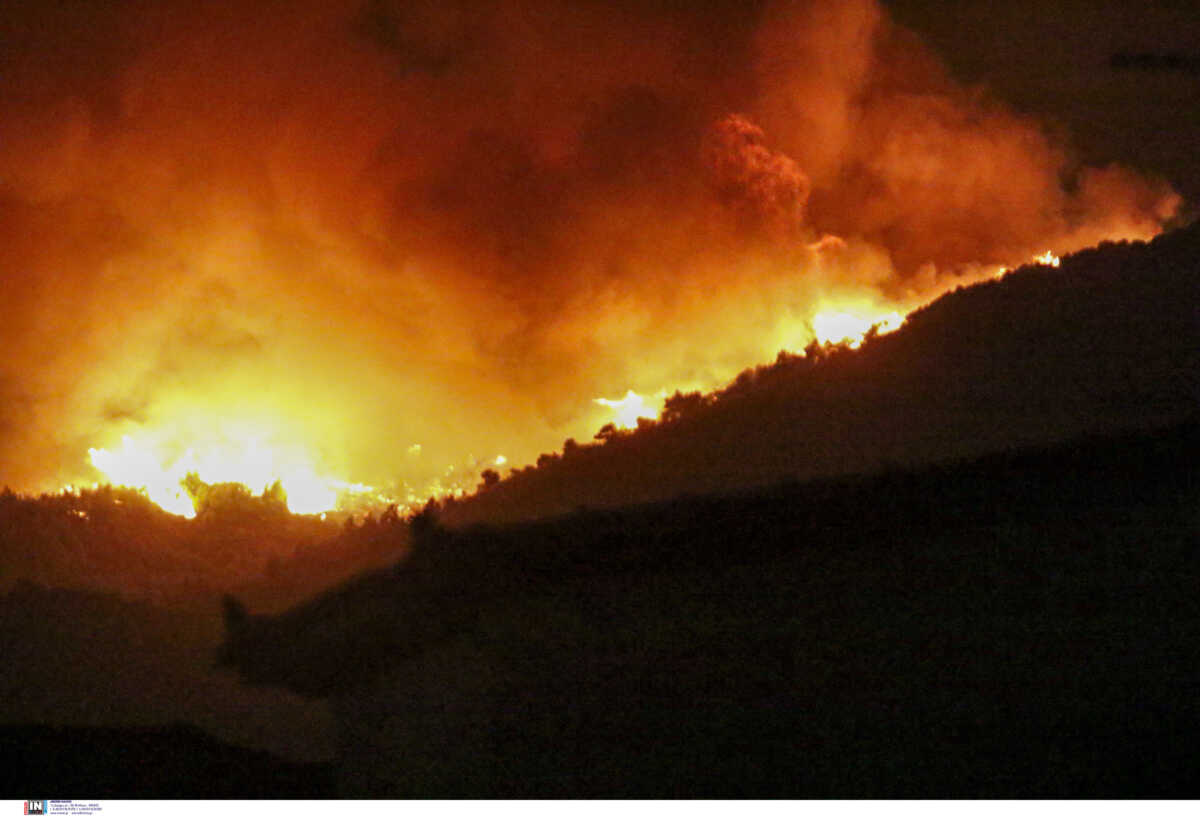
(594, 390, 660, 430)
(1033, 250, 1061, 267)
(87, 431, 374, 516)
(812, 309, 904, 349)
(89, 438, 197, 517)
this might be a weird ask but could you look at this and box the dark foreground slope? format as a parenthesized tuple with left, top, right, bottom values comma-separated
(0, 723, 334, 798)
(445, 222, 1200, 526)
(0, 583, 338, 773)
(221, 418, 1200, 797)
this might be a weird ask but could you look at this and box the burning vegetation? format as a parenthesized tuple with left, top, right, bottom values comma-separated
(0, 0, 1184, 522)
(3, 1, 1198, 798)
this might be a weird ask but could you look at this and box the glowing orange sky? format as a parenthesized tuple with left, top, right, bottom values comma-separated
(0, 0, 1180, 506)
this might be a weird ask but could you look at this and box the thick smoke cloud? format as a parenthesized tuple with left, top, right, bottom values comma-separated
(0, 0, 1179, 495)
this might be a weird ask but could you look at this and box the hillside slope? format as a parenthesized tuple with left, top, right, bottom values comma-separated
(0, 583, 337, 764)
(444, 223, 1199, 526)
(220, 418, 1200, 796)
(0, 722, 334, 797)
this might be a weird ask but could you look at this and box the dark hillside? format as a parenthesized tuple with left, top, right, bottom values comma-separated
(0, 723, 335, 798)
(220, 418, 1200, 796)
(0, 583, 337, 765)
(0, 485, 408, 607)
(443, 222, 1200, 526)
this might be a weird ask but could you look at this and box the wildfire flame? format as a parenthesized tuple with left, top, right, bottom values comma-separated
(594, 390, 662, 430)
(812, 309, 905, 349)
(0, 0, 1180, 532)
(71, 243, 1086, 519)
(87, 431, 378, 518)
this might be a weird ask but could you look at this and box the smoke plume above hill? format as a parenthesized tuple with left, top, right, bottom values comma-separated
(0, 0, 1180, 498)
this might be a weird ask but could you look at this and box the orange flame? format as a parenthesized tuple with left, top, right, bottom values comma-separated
(86, 430, 385, 517)
(1033, 250, 1061, 267)
(812, 308, 905, 349)
(594, 390, 663, 430)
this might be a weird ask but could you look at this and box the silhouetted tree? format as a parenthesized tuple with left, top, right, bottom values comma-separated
(595, 423, 620, 443)
(409, 499, 441, 545)
(261, 479, 287, 509)
(380, 503, 401, 526)
(662, 390, 709, 423)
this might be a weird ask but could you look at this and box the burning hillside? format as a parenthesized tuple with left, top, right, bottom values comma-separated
(0, 0, 1182, 519)
(441, 225, 1200, 526)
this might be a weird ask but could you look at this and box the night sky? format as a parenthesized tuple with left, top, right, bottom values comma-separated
(885, 0, 1200, 204)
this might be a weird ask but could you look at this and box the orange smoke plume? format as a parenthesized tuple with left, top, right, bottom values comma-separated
(0, 0, 1180, 513)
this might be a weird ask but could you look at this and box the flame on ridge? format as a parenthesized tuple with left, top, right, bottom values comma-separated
(87, 430, 378, 518)
(76, 245, 1087, 517)
(594, 390, 663, 431)
(812, 309, 905, 349)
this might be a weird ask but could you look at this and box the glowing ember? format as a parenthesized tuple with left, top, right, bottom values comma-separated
(87, 430, 374, 517)
(812, 309, 905, 349)
(594, 390, 661, 430)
